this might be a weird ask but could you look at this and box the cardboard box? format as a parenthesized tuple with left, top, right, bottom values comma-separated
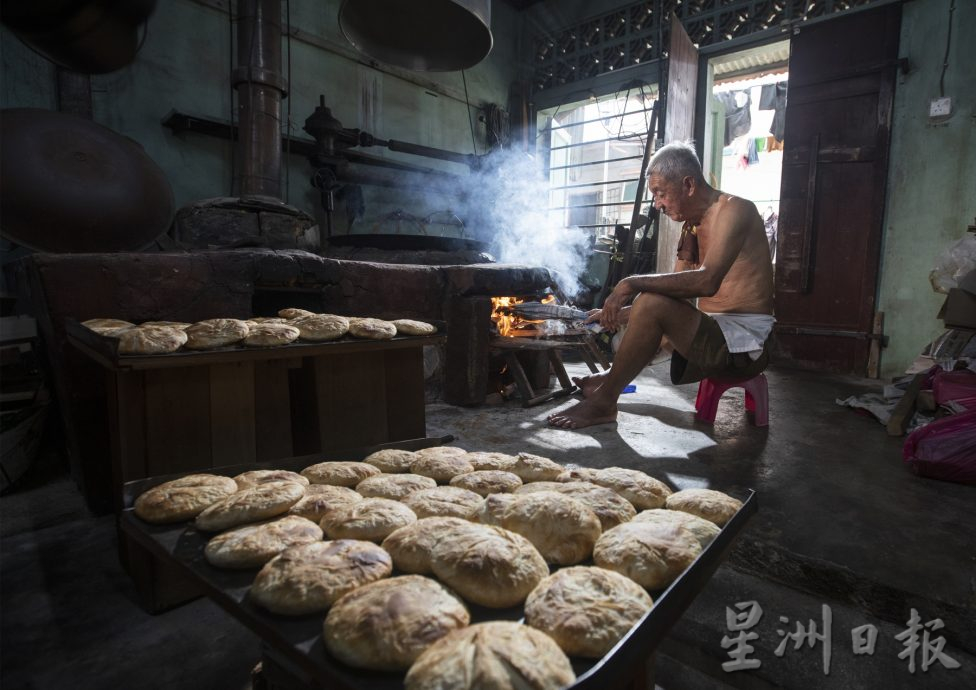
(939, 288, 976, 329)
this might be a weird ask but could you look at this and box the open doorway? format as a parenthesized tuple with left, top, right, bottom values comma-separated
(701, 40, 790, 264)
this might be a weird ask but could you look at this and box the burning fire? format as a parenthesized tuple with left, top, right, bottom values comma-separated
(491, 295, 555, 337)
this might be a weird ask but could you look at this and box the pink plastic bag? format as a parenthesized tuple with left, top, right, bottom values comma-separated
(903, 409, 976, 484)
(932, 368, 976, 410)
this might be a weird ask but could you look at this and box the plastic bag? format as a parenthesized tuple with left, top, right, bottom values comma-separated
(929, 234, 976, 294)
(903, 409, 976, 484)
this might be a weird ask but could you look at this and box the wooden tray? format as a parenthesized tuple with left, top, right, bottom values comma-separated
(120, 463, 756, 690)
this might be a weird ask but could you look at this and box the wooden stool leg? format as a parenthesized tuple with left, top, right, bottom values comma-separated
(548, 349, 575, 390)
(504, 352, 536, 408)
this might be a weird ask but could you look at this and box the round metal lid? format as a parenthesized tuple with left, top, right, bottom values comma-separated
(339, 0, 493, 72)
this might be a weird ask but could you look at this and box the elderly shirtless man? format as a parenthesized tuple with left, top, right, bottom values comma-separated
(548, 141, 774, 429)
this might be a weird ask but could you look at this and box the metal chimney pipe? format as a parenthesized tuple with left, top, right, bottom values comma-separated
(233, 0, 286, 197)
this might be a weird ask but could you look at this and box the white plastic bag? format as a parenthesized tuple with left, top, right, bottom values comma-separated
(929, 234, 976, 294)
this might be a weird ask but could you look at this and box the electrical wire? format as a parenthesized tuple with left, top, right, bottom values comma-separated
(939, 0, 955, 98)
(460, 69, 479, 155)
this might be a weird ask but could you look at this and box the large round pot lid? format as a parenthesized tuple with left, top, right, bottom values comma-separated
(0, 108, 175, 253)
(339, 0, 493, 72)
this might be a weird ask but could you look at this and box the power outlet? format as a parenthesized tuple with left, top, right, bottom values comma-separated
(929, 96, 952, 119)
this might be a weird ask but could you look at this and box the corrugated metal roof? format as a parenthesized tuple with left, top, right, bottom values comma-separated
(712, 40, 791, 77)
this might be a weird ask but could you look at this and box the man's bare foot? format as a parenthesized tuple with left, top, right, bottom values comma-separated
(572, 372, 608, 398)
(547, 399, 618, 429)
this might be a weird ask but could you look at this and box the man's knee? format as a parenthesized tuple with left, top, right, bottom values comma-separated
(632, 292, 683, 321)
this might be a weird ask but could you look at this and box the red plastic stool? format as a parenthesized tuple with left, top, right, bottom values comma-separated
(694, 373, 769, 426)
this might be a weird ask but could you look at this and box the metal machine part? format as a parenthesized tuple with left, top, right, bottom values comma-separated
(338, 0, 493, 72)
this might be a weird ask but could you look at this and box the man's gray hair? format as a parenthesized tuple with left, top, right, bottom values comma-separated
(648, 140, 704, 183)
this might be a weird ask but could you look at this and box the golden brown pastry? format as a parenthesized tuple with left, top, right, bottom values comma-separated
(183, 318, 249, 349)
(203, 515, 322, 569)
(592, 520, 702, 590)
(242, 322, 300, 347)
(292, 313, 349, 341)
(195, 481, 306, 532)
(449, 470, 522, 497)
(380, 517, 481, 574)
(363, 448, 419, 473)
(278, 308, 315, 319)
(133, 474, 238, 524)
(500, 491, 602, 565)
(117, 325, 187, 354)
(463, 451, 518, 472)
(355, 473, 437, 500)
(82, 318, 135, 337)
(391, 319, 437, 336)
(287, 484, 363, 522)
(300, 461, 380, 487)
(404, 621, 575, 690)
(516, 481, 636, 530)
(632, 508, 721, 548)
(233, 469, 309, 489)
(576, 467, 672, 509)
(409, 454, 474, 484)
(469, 493, 518, 526)
(348, 317, 397, 340)
(414, 446, 467, 460)
(510, 452, 565, 482)
(139, 320, 191, 330)
(249, 539, 392, 615)
(323, 575, 469, 671)
(401, 486, 483, 519)
(319, 497, 416, 541)
(524, 566, 653, 658)
(665, 488, 742, 526)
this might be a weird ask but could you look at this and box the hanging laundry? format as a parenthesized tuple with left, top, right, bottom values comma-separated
(759, 81, 787, 142)
(715, 90, 752, 146)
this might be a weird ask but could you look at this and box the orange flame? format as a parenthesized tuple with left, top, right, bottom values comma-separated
(491, 295, 555, 337)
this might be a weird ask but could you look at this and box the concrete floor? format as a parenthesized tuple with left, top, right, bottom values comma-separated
(2, 362, 974, 689)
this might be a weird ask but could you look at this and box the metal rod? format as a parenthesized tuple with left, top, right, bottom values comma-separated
(548, 155, 642, 172)
(548, 177, 639, 192)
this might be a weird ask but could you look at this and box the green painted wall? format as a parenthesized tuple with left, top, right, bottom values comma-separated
(877, 0, 976, 378)
(1, 0, 520, 223)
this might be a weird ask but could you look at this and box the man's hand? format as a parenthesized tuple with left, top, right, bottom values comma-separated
(598, 279, 637, 330)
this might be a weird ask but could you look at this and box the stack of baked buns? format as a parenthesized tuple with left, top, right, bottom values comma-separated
(133, 447, 743, 690)
(80, 310, 438, 355)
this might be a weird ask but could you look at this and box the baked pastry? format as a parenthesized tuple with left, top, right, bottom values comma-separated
(524, 566, 653, 658)
(278, 308, 315, 319)
(415, 446, 467, 460)
(363, 448, 419, 473)
(139, 320, 191, 330)
(292, 314, 349, 342)
(243, 322, 300, 347)
(117, 325, 187, 355)
(301, 461, 380, 487)
(578, 467, 672, 509)
(463, 451, 517, 472)
(134, 474, 238, 524)
(355, 473, 437, 500)
(195, 481, 305, 532)
(82, 318, 135, 337)
(510, 452, 564, 482)
(348, 317, 396, 340)
(401, 486, 483, 519)
(500, 491, 602, 565)
(380, 517, 480, 574)
(449, 470, 522, 497)
(517, 481, 637, 530)
(184, 318, 249, 349)
(409, 454, 474, 484)
(429, 524, 548, 608)
(665, 488, 742, 526)
(320, 497, 417, 541)
(246, 316, 288, 325)
(323, 575, 470, 671)
(632, 508, 721, 548)
(404, 621, 575, 690)
(287, 484, 363, 522)
(592, 521, 702, 590)
(233, 469, 309, 489)
(469, 493, 517, 526)
(250, 539, 392, 615)
(203, 515, 322, 569)
(391, 319, 437, 336)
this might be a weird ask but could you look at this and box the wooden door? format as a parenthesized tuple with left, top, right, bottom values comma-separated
(774, 4, 901, 374)
(657, 13, 699, 271)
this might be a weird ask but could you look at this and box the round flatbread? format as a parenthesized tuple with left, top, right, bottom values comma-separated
(469, 493, 518, 527)
(380, 517, 480, 574)
(250, 539, 392, 615)
(203, 515, 322, 569)
(195, 481, 306, 532)
(415, 446, 467, 460)
(243, 322, 300, 347)
(516, 481, 636, 530)
(292, 314, 349, 342)
(404, 621, 575, 690)
(449, 470, 522, 497)
(355, 473, 437, 500)
(592, 521, 702, 590)
(391, 319, 437, 336)
(401, 486, 483, 519)
(463, 451, 517, 472)
(233, 469, 309, 490)
(288, 484, 363, 523)
(247, 317, 288, 325)
(134, 474, 238, 524)
(429, 525, 548, 608)
(665, 488, 742, 526)
(524, 566, 653, 658)
(319, 497, 417, 541)
(323, 575, 470, 671)
(184, 318, 249, 350)
(363, 448, 418, 473)
(348, 317, 396, 340)
(117, 325, 188, 355)
(409, 454, 474, 484)
(82, 318, 135, 337)
(632, 509, 721, 548)
(278, 308, 315, 319)
(301, 461, 380, 487)
(578, 467, 672, 509)
(500, 491, 602, 565)
(510, 452, 565, 482)
(140, 320, 191, 330)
